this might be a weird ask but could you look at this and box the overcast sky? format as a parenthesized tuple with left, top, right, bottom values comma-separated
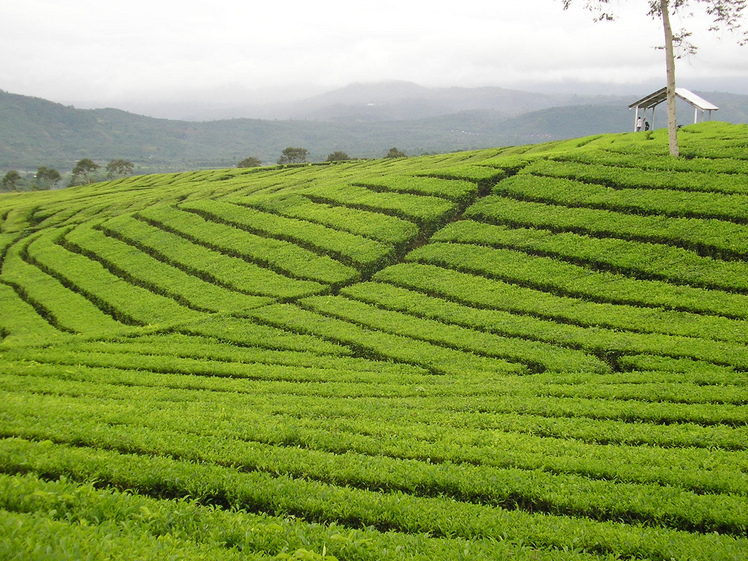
(3, 0, 747, 111)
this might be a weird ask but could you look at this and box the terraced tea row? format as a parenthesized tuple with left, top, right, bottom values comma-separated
(2, 341, 747, 553)
(2, 391, 745, 536)
(524, 158, 748, 195)
(433, 220, 748, 293)
(493, 173, 748, 223)
(406, 242, 748, 319)
(6, 438, 744, 561)
(1, 162, 492, 341)
(466, 195, 748, 260)
(5, 470, 574, 561)
(372, 263, 748, 342)
(2, 122, 748, 560)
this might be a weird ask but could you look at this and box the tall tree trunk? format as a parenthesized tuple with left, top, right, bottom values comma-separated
(660, 0, 680, 157)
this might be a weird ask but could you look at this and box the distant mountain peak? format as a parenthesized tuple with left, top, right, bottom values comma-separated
(308, 81, 429, 105)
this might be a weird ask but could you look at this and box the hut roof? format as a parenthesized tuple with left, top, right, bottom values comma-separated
(628, 87, 719, 111)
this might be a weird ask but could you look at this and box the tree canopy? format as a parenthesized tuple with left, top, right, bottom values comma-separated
(385, 147, 407, 159)
(237, 156, 262, 168)
(326, 151, 350, 162)
(277, 147, 308, 165)
(71, 159, 100, 185)
(1, 170, 21, 191)
(105, 159, 134, 179)
(35, 166, 61, 190)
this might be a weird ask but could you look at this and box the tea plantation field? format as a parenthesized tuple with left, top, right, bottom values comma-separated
(1, 122, 747, 560)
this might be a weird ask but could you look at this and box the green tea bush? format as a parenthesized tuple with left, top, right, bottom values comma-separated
(3, 123, 748, 561)
(433, 220, 748, 293)
(355, 175, 478, 205)
(100, 214, 326, 299)
(406, 242, 748, 321)
(139, 204, 359, 286)
(524, 159, 748, 195)
(299, 183, 457, 227)
(466, 194, 748, 260)
(493, 174, 748, 223)
(1, 439, 745, 561)
(65, 221, 273, 313)
(242, 193, 418, 245)
(2, 233, 129, 333)
(180, 199, 395, 275)
(372, 263, 748, 343)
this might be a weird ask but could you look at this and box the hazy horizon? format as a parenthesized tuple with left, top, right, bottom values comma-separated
(4, 0, 747, 120)
(2, 76, 744, 123)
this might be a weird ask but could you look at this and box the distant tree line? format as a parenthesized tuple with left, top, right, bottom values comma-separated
(237, 147, 406, 169)
(2, 147, 412, 192)
(1, 158, 135, 192)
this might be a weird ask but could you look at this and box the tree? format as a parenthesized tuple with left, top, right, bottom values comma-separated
(1, 170, 21, 191)
(105, 159, 134, 179)
(384, 147, 407, 158)
(561, 0, 747, 157)
(326, 151, 350, 162)
(277, 147, 308, 165)
(71, 158, 99, 185)
(237, 156, 262, 168)
(35, 166, 61, 189)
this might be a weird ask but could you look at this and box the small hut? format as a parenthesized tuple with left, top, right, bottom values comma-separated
(628, 87, 718, 132)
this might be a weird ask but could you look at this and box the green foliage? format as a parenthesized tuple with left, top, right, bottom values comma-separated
(357, 175, 478, 204)
(325, 151, 350, 162)
(406, 241, 748, 322)
(0, 439, 746, 560)
(64, 221, 273, 313)
(466, 194, 748, 260)
(524, 158, 748, 195)
(1, 170, 21, 190)
(105, 159, 135, 179)
(1, 123, 748, 560)
(71, 158, 100, 185)
(298, 182, 457, 227)
(1, 232, 127, 335)
(494, 172, 748, 223)
(373, 263, 748, 343)
(434, 220, 748, 292)
(237, 156, 262, 168)
(34, 166, 61, 189)
(278, 147, 308, 165)
(180, 199, 395, 275)
(299, 294, 609, 373)
(100, 212, 327, 299)
(243, 193, 419, 245)
(384, 147, 406, 158)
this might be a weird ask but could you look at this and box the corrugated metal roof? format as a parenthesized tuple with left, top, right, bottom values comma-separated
(629, 87, 719, 111)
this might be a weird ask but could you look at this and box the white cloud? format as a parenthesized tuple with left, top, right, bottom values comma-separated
(2, 0, 746, 106)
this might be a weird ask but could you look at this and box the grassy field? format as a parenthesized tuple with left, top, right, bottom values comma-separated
(1, 122, 747, 560)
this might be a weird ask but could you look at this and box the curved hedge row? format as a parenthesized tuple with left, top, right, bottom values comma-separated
(1, 123, 748, 560)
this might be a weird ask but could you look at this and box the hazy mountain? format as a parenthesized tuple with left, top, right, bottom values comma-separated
(139, 81, 630, 122)
(1, 86, 746, 173)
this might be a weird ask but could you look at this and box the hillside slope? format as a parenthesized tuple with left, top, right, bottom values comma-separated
(4, 87, 747, 171)
(1, 122, 747, 560)
(0, 89, 524, 170)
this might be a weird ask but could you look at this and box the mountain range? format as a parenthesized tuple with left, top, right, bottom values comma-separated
(2, 82, 747, 173)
